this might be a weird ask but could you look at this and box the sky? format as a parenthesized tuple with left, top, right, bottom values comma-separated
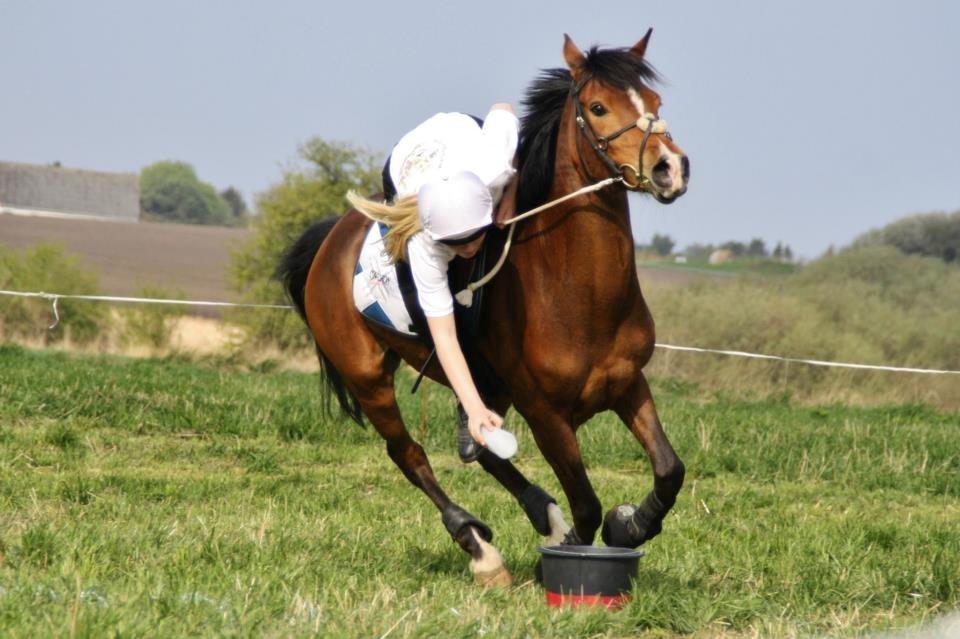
(3, 0, 959, 258)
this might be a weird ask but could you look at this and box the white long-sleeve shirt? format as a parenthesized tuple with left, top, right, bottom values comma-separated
(388, 108, 519, 317)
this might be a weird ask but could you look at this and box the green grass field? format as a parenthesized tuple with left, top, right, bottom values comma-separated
(0, 344, 958, 638)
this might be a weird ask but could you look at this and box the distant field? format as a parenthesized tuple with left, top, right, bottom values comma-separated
(0, 213, 252, 303)
(0, 214, 714, 310)
(637, 257, 798, 277)
(0, 345, 957, 638)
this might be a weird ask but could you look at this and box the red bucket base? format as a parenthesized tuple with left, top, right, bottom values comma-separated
(545, 591, 631, 609)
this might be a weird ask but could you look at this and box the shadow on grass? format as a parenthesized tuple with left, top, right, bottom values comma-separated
(407, 546, 471, 579)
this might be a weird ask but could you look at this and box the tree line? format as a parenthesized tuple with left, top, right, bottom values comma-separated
(641, 234, 794, 261)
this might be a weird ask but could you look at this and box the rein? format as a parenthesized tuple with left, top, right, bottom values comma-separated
(455, 75, 669, 307)
(454, 176, 620, 306)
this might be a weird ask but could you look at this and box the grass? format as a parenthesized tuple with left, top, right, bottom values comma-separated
(0, 344, 958, 637)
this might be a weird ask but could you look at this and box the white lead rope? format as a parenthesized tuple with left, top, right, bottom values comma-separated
(454, 176, 621, 307)
(2, 289, 958, 376)
(0, 290, 292, 330)
(655, 343, 960, 376)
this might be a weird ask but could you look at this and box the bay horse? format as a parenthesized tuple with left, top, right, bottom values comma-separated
(280, 32, 690, 586)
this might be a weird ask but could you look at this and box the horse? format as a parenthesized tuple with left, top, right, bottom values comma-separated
(279, 32, 690, 586)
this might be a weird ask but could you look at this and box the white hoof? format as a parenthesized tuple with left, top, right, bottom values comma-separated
(468, 528, 512, 588)
(544, 503, 572, 546)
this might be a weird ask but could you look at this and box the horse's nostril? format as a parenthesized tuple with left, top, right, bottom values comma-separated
(681, 156, 690, 179)
(651, 159, 672, 189)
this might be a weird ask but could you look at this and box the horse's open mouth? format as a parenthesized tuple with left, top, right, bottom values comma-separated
(652, 192, 680, 205)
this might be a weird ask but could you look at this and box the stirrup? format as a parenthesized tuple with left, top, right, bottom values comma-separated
(457, 403, 480, 463)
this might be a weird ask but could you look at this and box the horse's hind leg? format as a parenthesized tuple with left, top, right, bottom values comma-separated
(343, 354, 512, 587)
(605, 372, 685, 548)
(302, 213, 510, 586)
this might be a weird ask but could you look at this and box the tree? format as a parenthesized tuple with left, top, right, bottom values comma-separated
(772, 242, 783, 260)
(140, 161, 232, 226)
(650, 233, 675, 257)
(784, 245, 794, 262)
(219, 187, 249, 226)
(231, 138, 381, 347)
(720, 240, 746, 256)
(747, 237, 768, 257)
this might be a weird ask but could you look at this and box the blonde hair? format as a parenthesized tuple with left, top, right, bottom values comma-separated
(346, 191, 421, 263)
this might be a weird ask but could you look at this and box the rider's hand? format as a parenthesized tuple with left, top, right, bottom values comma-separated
(466, 406, 503, 446)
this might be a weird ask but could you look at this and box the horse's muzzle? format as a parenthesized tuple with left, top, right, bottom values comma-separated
(650, 153, 689, 203)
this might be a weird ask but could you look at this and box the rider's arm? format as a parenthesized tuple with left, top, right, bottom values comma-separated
(477, 104, 520, 192)
(495, 152, 519, 227)
(426, 314, 476, 410)
(426, 314, 499, 444)
(407, 234, 502, 442)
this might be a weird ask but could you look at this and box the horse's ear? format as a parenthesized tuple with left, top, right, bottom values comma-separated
(563, 34, 586, 80)
(630, 28, 653, 59)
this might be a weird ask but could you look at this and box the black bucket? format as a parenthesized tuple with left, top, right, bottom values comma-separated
(537, 545, 643, 608)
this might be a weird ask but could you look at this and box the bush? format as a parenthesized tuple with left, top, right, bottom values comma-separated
(0, 244, 109, 344)
(645, 246, 960, 409)
(230, 138, 381, 349)
(852, 210, 960, 263)
(119, 286, 186, 350)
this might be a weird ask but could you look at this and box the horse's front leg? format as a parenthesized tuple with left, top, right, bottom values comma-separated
(527, 412, 602, 546)
(604, 372, 685, 548)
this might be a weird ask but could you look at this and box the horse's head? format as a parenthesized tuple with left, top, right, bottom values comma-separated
(563, 31, 689, 204)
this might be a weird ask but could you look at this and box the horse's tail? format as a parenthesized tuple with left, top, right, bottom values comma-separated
(276, 216, 363, 426)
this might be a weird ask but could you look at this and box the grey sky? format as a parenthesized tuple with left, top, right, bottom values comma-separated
(3, 1, 958, 258)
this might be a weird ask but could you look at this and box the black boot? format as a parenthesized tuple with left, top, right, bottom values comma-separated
(457, 403, 480, 463)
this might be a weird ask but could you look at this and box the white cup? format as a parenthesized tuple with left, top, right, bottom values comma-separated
(481, 425, 518, 460)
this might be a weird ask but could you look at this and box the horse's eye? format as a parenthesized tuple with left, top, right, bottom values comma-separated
(589, 103, 607, 116)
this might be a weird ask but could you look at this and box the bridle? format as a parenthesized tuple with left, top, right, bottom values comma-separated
(571, 74, 670, 191)
(452, 74, 676, 308)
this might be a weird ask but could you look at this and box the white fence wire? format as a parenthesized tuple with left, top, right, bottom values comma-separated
(2, 288, 959, 376)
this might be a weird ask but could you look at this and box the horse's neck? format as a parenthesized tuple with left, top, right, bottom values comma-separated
(511, 160, 638, 304)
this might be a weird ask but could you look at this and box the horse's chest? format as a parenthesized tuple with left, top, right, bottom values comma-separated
(519, 319, 651, 414)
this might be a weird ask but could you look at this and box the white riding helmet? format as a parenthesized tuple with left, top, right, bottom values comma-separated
(417, 170, 493, 242)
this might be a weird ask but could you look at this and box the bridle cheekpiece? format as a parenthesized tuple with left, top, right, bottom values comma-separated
(571, 74, 670, 192)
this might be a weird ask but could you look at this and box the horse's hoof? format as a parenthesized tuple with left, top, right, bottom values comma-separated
(602, 503, 643, 548)
(474, 565, 513, 588)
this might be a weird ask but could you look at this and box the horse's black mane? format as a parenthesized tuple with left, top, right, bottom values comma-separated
(516, 46, 660, 212)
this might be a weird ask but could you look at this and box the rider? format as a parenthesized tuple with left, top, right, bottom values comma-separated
(348, 103, 519, 463)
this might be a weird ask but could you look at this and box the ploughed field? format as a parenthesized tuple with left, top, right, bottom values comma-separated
(0, 213, 709, 307)
(0, 345, 957, 637)
(0, 214, 252, 304)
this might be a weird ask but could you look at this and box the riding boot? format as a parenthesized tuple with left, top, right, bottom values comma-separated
(457, 402, 480, 463)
